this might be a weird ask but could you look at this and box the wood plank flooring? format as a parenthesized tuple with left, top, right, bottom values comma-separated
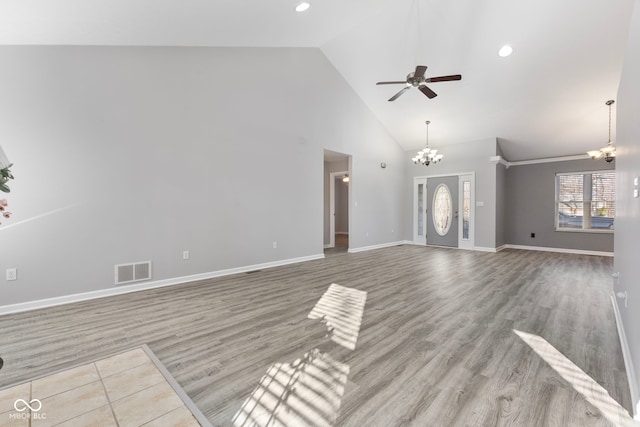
(0, 246, 632, 426)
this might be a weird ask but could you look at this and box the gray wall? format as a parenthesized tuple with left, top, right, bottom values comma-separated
(615, 0, 640, 414)
(504, 159, 615, 252)
(404, 138, 497, 249)
(0, 46, 405, 306)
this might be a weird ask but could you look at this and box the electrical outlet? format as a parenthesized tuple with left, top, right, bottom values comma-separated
(6, 268, 17, 281)
(272, 242, 277, 249)
(183, 250, 190, 260)
(530, 233, 536, 238)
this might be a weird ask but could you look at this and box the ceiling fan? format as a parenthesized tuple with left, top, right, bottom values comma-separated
(376, 65, 462, 101)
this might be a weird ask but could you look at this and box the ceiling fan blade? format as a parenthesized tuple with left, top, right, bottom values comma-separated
(425, 74, 462, 83)
(414, 65, 428, 79)
(419, 85, 437, 99)
(376, 81, 408, 85)
(389, 86, 411, 101)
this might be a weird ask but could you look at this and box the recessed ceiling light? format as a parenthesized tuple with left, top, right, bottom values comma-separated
(498, 45, 513, 57)
(295, 2, 310, 12)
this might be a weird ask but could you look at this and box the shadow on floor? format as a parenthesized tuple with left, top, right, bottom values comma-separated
(324, 234, 348, 257)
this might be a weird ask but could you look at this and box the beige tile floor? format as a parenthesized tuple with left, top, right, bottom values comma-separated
(0, 347, 205, 427)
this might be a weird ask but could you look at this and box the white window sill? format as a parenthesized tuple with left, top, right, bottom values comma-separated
(555, 228, 614, 234)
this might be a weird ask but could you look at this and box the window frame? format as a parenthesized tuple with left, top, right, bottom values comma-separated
(555, 170, 615, 234)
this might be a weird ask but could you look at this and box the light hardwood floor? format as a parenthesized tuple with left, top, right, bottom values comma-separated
(0, 246, 632, 426)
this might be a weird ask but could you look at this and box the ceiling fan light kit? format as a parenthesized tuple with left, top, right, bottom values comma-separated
(412, 121, 443, 166)
(498, 45, 513, 57)
(587, 99, 616, 163)
(295, 2, 310, 12)
(376, 65, 461, 101)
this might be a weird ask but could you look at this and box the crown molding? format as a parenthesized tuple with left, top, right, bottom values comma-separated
(490, 154, 591, 168)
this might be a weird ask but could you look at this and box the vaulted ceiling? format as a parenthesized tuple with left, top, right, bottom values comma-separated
(1, 0, 634, 160)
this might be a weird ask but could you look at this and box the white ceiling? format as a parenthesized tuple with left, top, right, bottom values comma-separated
(1, 0, 634, 161)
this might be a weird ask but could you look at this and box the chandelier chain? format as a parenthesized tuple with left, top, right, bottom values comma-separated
(587, 99, 615, 163)
(608, 101, 612, 145)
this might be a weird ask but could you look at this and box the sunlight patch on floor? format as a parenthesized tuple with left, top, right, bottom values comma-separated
(231, 350, 349, 427)
(514, 329, 638, 427)
(308, 283, 367, 350)
(233, 283, 366, 427)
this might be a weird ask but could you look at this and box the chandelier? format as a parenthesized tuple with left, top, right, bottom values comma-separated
(587, 100, 616, 163)
(412, 120, 443, 166)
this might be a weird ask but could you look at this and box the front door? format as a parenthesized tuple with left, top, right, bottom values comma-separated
(427, 175, 459, 247)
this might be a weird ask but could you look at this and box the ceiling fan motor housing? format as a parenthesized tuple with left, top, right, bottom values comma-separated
(407, 72, 423, 86)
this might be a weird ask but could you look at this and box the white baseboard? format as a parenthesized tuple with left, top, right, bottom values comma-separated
(378, 243, 609, 257)
(611, 295, 640, 419)
(503, 244, 613, 257)
(348, 240, 407, 253)
(403, 242, 501, 253)
(473, 246, 498, 253)
(0, 253, 326, 316)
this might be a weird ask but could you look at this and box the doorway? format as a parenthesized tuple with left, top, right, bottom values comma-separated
(330, 171, 349, 249)
(324, 150, 351, 253)
(413, 173, 475, 249)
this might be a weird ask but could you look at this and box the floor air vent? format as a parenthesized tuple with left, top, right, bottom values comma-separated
(115, 261, 152, 285)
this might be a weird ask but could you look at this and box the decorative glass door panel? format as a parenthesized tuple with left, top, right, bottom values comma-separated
(463, 181, 470, 239)
(413, 178, 427, 244)
(458, 174, 474, 249)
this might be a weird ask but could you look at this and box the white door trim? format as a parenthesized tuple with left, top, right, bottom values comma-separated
(414, 171, 475, 179)
(329, 170, 349, 248)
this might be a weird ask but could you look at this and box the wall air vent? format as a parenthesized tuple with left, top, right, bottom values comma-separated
(115, 261, 152, 285)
